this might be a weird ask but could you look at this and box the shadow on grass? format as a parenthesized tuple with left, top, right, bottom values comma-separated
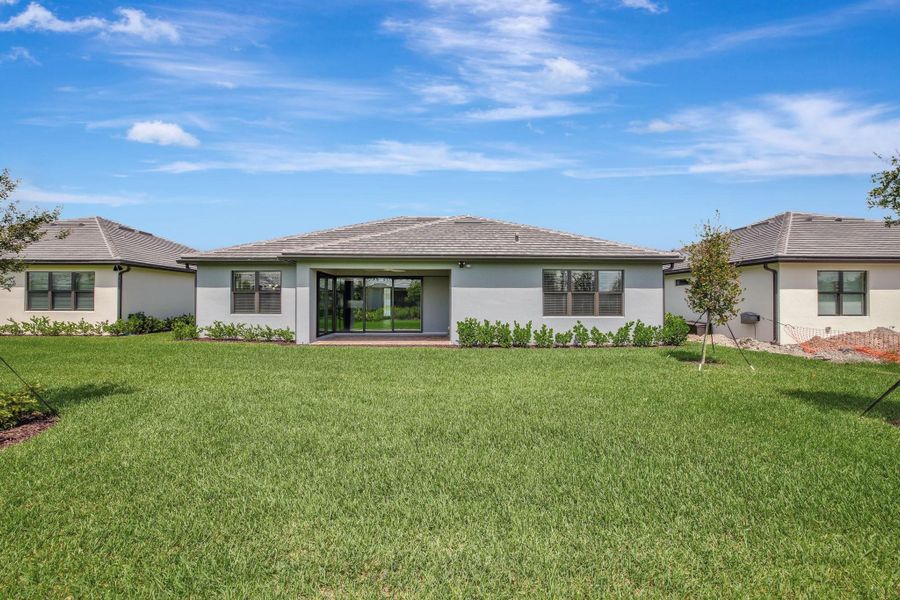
(783, 388, 900, 424)
(47, 382, 139, 411)
(665, 349, 724, 365)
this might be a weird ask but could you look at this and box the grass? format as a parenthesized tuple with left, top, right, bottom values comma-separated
(0, 335, 898, 598)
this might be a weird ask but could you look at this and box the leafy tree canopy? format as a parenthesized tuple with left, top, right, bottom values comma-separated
(868, 153, 900, 227)
(684, 213, 743, 327)
(1, 168, 63, 290)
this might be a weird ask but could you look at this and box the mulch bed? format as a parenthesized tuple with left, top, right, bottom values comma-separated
(0, 414, 58, 450)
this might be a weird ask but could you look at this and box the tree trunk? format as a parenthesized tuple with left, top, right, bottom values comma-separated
(699, 320, 710, 371)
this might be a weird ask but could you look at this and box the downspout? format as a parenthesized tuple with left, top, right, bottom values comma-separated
(763, 263, 778, 344)
(115, 264, 132, 320)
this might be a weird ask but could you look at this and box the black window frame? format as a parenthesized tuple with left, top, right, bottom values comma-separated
(26, 271, 95, 311)
(817, 270, 867, 316)
(231, 270, 282, 315)
(542, 269, 624, 317)
(675, 278, 690, 287)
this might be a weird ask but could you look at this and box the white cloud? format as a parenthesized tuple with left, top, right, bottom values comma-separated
(575, 93, 900, 178)
(464, 101, 590, 121)
(0, 45, 37, 63)
(384, 0, 601, 120)
(15, 185, 143, 206)
(152, 140, 566, 175)
(620, 0, 667, 14)
(126, 121, 199, 147)
(1, 0, 20, 5)
(0, 3, 179, 42)
(105, 8, 179, 43)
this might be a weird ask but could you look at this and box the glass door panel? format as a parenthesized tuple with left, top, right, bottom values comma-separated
(317, 274, 336, 336)
(392, 278, 422, 331)
(364, 277, 393, 331)
(336, 277, 365, 332)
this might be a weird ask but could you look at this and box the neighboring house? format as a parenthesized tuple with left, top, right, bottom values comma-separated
(180, 215, 679, 344)
(1, 217, 197, 324)
(664, 212, 900, 343)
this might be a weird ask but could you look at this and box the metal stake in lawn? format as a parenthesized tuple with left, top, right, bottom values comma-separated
(0, 353, 58, 417)
(698, 312, 755, 372)
(861, 378, 900, 417)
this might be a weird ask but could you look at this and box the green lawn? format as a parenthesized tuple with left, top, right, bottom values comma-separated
(1, 335, 898, 598)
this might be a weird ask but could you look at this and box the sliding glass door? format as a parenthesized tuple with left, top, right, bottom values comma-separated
(317, 274, 423, 335)
(393, 278, 422, 332)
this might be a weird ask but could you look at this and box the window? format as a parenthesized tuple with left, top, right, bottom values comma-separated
(232, 271, 282, 314)
(27, 271, 94, 311)
(818, 271, 866, 316)
(675, 278, 690, 287)
(542, 270, 624, 317)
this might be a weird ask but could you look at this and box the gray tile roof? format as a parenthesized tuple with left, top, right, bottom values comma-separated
(182, 216, 679, 262)
(14, 217, 197, 272)
(667, 212, 900, 272)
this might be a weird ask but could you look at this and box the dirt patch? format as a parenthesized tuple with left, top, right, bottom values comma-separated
(0, 414, 58, 450)
(687, 333, 880, 364)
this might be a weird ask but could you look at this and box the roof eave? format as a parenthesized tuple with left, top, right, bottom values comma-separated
(22, 258, 195, 273)
(279, 252, 681, 262)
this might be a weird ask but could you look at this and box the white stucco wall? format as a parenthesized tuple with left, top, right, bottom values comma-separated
(449, 261, 666, 342)
(0, 265, 119, 324)
(195, 263, 297, 331)
(777, 262, 900, 342)
(664, 264, 778, 342)
(120, 267, 195, 319)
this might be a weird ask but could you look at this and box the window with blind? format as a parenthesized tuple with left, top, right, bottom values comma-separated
(817, 271, 866, 316)
(542, 269, 624, 317)
(27, 271, 94, 311)
(232, 271, 282, 314)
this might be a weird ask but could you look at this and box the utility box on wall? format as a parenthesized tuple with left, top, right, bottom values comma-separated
(740, 312, 761, 324)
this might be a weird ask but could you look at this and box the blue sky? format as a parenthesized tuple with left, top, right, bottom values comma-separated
(2, 0, 899, 251)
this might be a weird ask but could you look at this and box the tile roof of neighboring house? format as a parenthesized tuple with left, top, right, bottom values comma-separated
(667, 212, 900, 273)
(13, 217, 197, 272)
(181, 216, 679, 262)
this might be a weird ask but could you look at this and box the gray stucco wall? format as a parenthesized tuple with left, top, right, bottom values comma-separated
(449, 262, 665, 342)
(423, 276, 450, 334)
(121, 267, 196, 319)
(195, 263, 297, 331)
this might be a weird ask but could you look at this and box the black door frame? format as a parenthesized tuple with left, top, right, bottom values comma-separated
(316, 273, 424, 337)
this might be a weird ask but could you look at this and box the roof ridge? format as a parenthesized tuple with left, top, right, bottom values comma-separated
(293, 215, 455, 251)
(95, 216, 198, 253)
(776, 211, 793, 255)
(196, 215, 420, 255)
(464, 215, 674, 256)
(93, 216, 120, 260)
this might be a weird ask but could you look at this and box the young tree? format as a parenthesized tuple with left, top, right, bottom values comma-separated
(1, 168, 62, 290)
(868, 153, 900, 226)
(684, 213, 743, 369)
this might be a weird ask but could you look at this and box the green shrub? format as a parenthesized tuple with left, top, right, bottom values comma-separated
(632, 320, 660, 347)
(165, 314, 195, 330)
(512, 321, 532, 347)
(659, 313, 690, 346)
(572, 321, 589, 347)
(274, 328, 295, 343)
(589, 326, 609, 347)
(172, 322, 200, 340)
(554, 329, 574, 347)
(475, 320, 497, 347)
(456, 318, 479, 347)
(0, 386, 42, 430)
(533, 324, 554, 348)
(495, 321, 513, 348)
(611, 321, 634, 346)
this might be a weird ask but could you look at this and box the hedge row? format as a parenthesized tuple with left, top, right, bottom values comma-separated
(0, 313, 193, 337)
(456, 313, 690, 348)
(173, 321, 295, 343)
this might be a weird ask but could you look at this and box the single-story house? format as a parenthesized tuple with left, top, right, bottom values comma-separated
(664, 212, 900, 343)
(1, 216, 197, 324)
(180, 215, 680, 344)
